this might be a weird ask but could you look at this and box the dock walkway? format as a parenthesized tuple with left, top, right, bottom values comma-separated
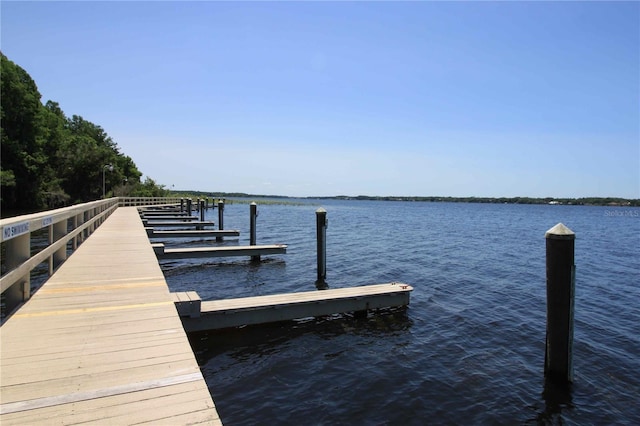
(0, 207, 221, 425)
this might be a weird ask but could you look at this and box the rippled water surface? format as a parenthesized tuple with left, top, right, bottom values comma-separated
(162, 200, 640, 425)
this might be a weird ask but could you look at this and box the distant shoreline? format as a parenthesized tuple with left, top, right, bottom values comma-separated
(169, 191, 639, 207)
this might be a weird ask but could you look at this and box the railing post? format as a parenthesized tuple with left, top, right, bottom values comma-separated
(315, 208, 328, 289)
(4, 233, 31, 313)
(250, 202, 259, 262)
(216, 200, 225, 242)
(83, 211, 90, 240)
(52, 219, 68, 273)
(71, 215, 79, 251)
(545, 223, 576, 384)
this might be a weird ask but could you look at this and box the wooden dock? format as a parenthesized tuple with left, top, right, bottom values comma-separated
(0, 207, 221, 425)
(153, 243, 287, 260)
(176, 283, 413, 333)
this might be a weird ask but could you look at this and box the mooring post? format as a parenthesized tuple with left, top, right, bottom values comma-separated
(200, 200, 205, 222)
(315, 207, 328, 289)
(180, 198, 185, 213)
(186, 198, 192, 217)
(545, 223, 576, 384)
(216, 199, 225, 242)
(250, 202, 259, 262)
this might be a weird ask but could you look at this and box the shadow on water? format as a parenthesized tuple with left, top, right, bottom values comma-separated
(188, 307, 413, 365)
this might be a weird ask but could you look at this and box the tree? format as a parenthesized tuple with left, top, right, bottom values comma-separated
(1, 52, 47, 209)
(1, 52, 170, 213)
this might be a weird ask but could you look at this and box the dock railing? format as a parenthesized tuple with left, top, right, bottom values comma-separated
(1, 197, 180, 319)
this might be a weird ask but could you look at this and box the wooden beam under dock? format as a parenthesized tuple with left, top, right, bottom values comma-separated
(175, 283, 413, 332)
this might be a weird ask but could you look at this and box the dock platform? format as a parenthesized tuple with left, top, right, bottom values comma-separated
(153, 243, 287, 260)
(0, 207, 221, 425)
(176, 283, 413, 332)
(146, 229, 240, 239)
(143, 221, 215, 228)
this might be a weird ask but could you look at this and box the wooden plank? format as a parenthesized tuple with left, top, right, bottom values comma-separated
(156, 244, 287, 259)
(145, 221, 215, 227)
(181, 283, 412, 332)
(147, 229, 240, 238)
(0, 207, 221, 425)
(142, 216, 200, 221)
(0, 381, 217, 426)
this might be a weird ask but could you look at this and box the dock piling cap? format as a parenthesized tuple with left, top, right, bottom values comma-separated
(545, 223, 575, 240)
(316, 207, 327, 214)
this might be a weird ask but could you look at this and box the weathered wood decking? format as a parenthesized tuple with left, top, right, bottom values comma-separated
(0, 207, 221, 425)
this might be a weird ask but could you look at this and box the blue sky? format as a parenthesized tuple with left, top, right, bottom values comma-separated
(2, 1, 638, 198)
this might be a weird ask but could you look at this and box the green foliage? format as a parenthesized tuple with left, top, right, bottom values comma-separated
(1, 52, 165, 213)
(130, 177, 168, 198)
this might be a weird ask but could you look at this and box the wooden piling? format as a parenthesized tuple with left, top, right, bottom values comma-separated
(315, 208, 328, 289)
(216, 200, 225, 242)
(180, 198, 185, 212)
(186, 198, 192, 217)
(199, 200, 205, 222)
(545, 223, 576, 384)
(250, 202, 259, 262)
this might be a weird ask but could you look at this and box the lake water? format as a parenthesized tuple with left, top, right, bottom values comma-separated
(161, 200, 639, 425)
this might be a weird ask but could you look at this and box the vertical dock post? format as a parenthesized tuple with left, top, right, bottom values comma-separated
(4, 233, 31, 314)
(315, 208, 328, 289)
(545, 223, 576, 384)
(180, 198, 185, 213)
(250, 202, 259, 262)
(186, 198, 192, 217)
(200, 200, 205, 222)
(216, 199, 225, 242)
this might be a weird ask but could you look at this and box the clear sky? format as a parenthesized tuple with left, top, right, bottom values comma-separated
(2, 1, 639, 198)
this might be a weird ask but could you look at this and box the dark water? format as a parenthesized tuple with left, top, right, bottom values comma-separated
(161, 200, 640, 425)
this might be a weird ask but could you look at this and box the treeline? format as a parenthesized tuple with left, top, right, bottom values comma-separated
(1, 53, 167, 214)
(168, 190, 290, 199)
(319, 195, 640, 206)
